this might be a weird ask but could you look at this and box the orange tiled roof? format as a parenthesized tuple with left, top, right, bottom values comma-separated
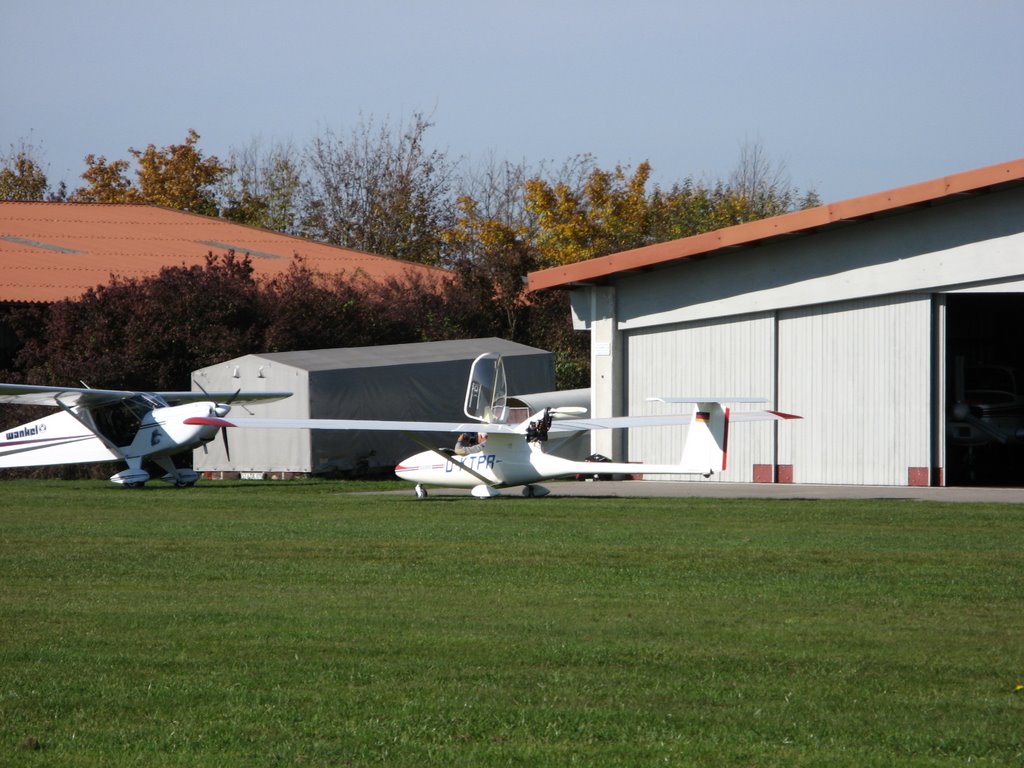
(528, 158, 1024, 291)
(0, 202, 445, 303)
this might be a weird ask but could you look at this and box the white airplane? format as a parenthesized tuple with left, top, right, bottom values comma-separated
(0, 383, 290, 487)
(188, 353, 801, 498)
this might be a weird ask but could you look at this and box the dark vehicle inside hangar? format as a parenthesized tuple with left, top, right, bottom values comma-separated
(946, 293, 1024, 486)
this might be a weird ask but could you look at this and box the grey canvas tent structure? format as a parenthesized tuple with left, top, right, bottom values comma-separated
(192, 338, 554, 477)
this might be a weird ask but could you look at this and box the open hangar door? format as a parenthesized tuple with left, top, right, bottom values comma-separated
(945, 293, 1024, 486)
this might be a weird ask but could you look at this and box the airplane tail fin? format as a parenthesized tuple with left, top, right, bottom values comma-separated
(678, 402, 729, 476)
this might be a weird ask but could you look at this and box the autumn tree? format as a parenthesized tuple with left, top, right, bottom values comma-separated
(727, 139, 819, 220)
(0, 141, 51, 201)
(525, 158, 653, 266)
(444, 157, 590, 387)
(444, 174, 534, 341)
(524, 142, 819, 267)
(72, 130, 229, 215)
(447, 145, 817, 384)
(74, 155, 140, 204)
(220, 138, 304, 233)
(300, 113, 456, 265)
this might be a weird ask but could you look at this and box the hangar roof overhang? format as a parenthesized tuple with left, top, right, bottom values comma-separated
(527, 158, 1024, 292)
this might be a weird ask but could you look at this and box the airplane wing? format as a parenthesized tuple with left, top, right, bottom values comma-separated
(0, 383, 138, 407)
(184, 416, 524, 434)
(546, 414, 697, 432)
(0, 383, 291, 409)
(187, 413, 709, 434)
(546, 408, 801, 432)
(187, 409, 800, 436)
(157, 391, 292, 406)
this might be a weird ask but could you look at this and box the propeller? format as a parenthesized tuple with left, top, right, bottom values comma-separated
(217, 388, 240, 461)
(524, 406, 589, 443)
(194, 380, 239, 460)
(221, 422, 232, 462)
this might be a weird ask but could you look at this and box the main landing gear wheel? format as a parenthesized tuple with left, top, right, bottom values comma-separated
(415, 484, 428, 499)
(471, 485, 501, 499)
(521, 485, 550, 498)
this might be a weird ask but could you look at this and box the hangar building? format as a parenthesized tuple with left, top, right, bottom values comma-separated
(192, 338, 554, 477)
(528, 159, 1024, 487)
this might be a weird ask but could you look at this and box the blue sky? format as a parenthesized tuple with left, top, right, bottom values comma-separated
(2, 0, 1022, 204)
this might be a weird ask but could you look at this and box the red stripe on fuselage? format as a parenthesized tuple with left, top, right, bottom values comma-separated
(395, 462, 447, 473)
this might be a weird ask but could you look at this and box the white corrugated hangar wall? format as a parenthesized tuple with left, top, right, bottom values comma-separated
(624, 295, 934, 485)
(571, 185, 1024, 486)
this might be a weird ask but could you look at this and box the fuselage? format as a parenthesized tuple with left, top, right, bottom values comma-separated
(395, 433, 554, 488)
(0, 400, 223, 468)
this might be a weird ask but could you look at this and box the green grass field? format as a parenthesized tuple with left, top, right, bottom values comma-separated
(2, 479, 1023, 766)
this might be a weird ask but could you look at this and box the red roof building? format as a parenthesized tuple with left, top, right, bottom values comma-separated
(0, 202, 445, 303)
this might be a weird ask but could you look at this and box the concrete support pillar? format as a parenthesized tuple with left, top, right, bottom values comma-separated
(589, 286, 623, 459)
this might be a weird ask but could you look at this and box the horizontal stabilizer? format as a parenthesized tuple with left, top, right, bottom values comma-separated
(728, 410, 802, 421)
(649, 397, 801, 422)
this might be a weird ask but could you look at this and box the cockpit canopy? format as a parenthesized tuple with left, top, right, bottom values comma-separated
(464, 353, 509, 424)
(90, 394, 164, 447)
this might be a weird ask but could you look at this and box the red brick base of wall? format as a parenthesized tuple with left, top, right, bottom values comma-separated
(908, 467, 943, 487)
(753, 464, 794, 483)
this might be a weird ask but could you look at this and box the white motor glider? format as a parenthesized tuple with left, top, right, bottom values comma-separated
(0, 383, 290, 487)
(189, 353, 800, 498)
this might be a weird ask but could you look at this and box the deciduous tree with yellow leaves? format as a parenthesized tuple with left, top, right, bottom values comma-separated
(525, 160, 653, 266)
(72, 129, 228, 215)
(0, 141, 54, 201)
(523, 142, 819, 267)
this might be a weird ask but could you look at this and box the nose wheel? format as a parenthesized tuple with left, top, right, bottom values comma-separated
(415, 484, 428, 499)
